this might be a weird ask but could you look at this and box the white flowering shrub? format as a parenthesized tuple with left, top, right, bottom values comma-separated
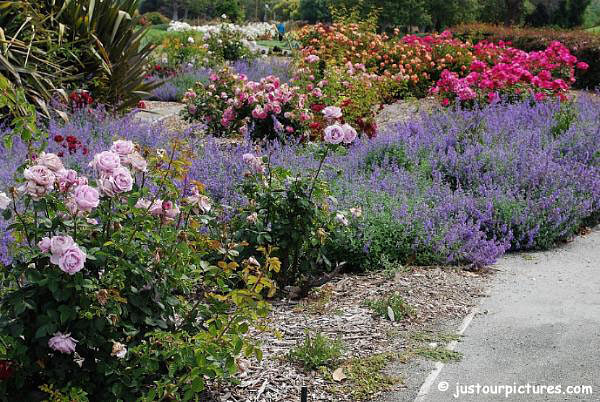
(167, 21, 277, 41)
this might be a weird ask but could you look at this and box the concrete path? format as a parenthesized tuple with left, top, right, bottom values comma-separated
(397, 227, 600, 401)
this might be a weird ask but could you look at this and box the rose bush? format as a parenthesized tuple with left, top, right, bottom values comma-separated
(0, 138, 276, 399)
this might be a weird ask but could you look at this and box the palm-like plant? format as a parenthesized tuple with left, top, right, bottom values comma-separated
(0, 0, 159, 119)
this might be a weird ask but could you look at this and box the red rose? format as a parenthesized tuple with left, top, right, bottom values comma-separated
(54, 135, 64, 143)
(310, 104, 326, 113)
(0, 360, 14, 380)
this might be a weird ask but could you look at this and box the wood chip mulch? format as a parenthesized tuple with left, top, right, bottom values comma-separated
(209, 266, 491, 401)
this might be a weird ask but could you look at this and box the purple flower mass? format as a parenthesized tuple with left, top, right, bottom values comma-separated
(2, 95, 600, 270)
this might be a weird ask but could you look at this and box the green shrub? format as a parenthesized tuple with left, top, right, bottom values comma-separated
(143, 11, 170, 26)
(233, 147, 352, 288)
(288, 331, 344, 370)
(452, 23, 600, 90)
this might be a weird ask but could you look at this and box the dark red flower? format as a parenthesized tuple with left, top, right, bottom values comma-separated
(54, 135, 64, 143)
(138, 100, 147, 109)
(66, 136, 77, 144)
(309, 121, 322, 129)
(82, 147, 89, 155)
(0, 360, 14, 380)
(57, 152, 64, 157)
(310, 104, 326, 113)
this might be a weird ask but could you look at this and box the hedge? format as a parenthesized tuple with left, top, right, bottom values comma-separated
(451, 23, 600, 90)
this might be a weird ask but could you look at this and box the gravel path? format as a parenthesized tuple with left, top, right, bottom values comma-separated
(382, 227, 600, 402)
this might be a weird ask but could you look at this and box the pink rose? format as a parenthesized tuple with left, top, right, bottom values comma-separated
(99, 167, 133, 196)
(58, 245, 86, 275)
(111, 140, 135, 156)
(135, 198, 151, 209)
(55, 169, 79, 192)
(149, 200, 163, 217)
(341, 124, 357, 144)
(242, 153, 265, 174)
(0, 192, 10, 210)
(21, 182, 50, 200)
(24, 165, 55, 188)
(38, 237, 51, 253)
(122, 152, 148, 173)
(50, 235, 75, 265)
(305, 55, 320, 63)
(48, 332, 77, 354)
(89, 151, 121, 174)
(324, 124, 345, 144)
(162, 201, 180, 221)
(73, 185, 100, 213)
(322, 106, 342, 120)
(36, 152, 64, 172)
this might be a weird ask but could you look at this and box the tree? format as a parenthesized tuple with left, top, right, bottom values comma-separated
(426, 0, 478, 31)
(297, 0, 331, 22)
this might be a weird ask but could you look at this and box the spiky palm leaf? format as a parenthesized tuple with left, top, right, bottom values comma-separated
(0, 0, 158, 119)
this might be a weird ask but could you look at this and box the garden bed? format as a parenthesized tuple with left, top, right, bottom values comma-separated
(211, 266, 490, 401)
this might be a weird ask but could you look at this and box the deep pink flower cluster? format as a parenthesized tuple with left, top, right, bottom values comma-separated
(431, 40, 588, 105)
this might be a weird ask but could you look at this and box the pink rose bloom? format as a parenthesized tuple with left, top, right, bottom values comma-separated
(322, 106, 342, 120)
(0, 192, 10, 210)
(324, 124, 345, 145)
(24, 165, 55, 188)
(576, 62, 589, 70)
(242, 153, 265, 174)
(58, 245, 86, 274)
(341, 124, 357, 144)
(21, 182, 49, 200)
(55, 169, 79, 192)
(73, 185, 100, 213)
(122, 152, 148, 173)
(50, 235, 75, 264)
(311, 88, 323, 97)
(162, 201, 180, 220)
(48, 332, 77, 354)
(38, 237, 51, 253)
(149, 200, 163, 217)
(209, 73, 219, 81)
(89, 151, 121, 174)
(305, 55, 320, 63)
(188, 105, 197, 115)
(36, 152, 64, 172)
(111, 140, 135, 156)
(135, 198, 151, 209)
(99, 167, 133, 196)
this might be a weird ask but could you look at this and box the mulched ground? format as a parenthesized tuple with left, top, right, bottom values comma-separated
(209, 266, 491, 401)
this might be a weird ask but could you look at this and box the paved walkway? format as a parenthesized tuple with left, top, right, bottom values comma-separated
(388, 227, 600, 401)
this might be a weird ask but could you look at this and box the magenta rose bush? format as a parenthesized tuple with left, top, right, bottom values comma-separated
(0, 139, 276, 400)
(430, 40, 588, 106)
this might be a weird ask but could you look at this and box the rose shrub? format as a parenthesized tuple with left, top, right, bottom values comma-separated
(0, 137, 275, 399)
(230, 129, 356, 289)
(182, 68, 311, 142)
